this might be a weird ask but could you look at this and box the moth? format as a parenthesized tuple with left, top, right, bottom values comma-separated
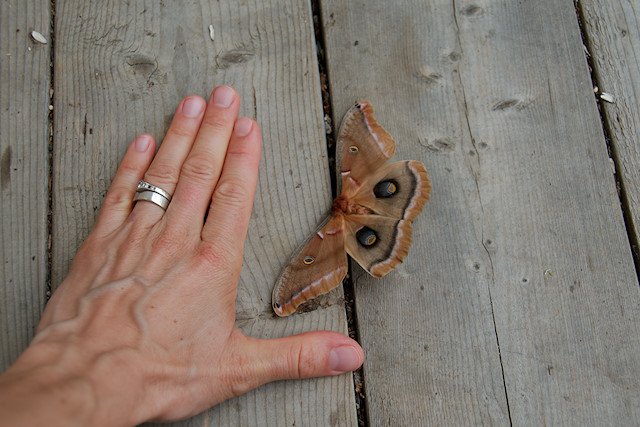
(272, 102, 431, 316)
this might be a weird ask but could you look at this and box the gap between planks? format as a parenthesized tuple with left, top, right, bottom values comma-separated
(46, 0, 56, 303)
(311, 0, 369, 425)
(572, 0, 640, 281)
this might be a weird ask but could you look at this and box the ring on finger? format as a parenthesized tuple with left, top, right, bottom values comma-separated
(137, 180, 172, 201)
(134, 190, 170, 210)
(134, 180, 172, 210)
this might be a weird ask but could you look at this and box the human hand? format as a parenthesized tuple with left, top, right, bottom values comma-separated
(0, 86, 363, 426)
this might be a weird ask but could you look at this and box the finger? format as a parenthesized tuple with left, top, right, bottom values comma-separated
(93, 134, 156, 235)
(133, 95, 207, 219)
(224, 330, 364, 396)
(201, 117, 261, 245)
(166, 85, 240, 228)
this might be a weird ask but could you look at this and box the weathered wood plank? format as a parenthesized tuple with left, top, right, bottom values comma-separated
(579, 0, 640, 254)
(322, 0, 640, 424)
(53, 1, 355, 425)
(321, 1, 510, 424)
(0, 0, 50, 371)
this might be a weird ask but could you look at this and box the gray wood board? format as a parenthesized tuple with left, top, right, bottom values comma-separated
(0, 0, 51, 371)
(52, 1, 355, 425)
(580, 0, 640, 256)
(321, 0, 640, 424)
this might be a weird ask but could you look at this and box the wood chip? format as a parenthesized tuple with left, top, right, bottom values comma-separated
(599, 92, 615, 103)
(209, 25, 215, 41)
(30, 30, 47, 44)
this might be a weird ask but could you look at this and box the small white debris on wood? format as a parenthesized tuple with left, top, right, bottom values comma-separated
(30, 30, 48, 44)
(582, 44, 590, 57)
(593, 86, 599, 93)
(209, 25, 215, 41)
(48, 105, 53, 111)
(599, 92, 615, 103)
(324, 114, 332, 134)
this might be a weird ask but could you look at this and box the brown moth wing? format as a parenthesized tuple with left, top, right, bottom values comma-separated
(343, 214, 413, 278)
(352, 160, 431, 221)
(336, 102, 396, 197)
(272, 215, 348, 317)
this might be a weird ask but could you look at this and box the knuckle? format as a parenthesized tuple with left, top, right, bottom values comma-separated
(214, 179, 249, 210)
(118, 158, 143, 175)
(146, 161, 178, 186)
(120, 224, 151, 252)
(293, 343, 310, 378)
(181, 154, 216, 185)
(166, 123, 196, 139)
(197, 242, 228, 267)
(152, 228, 192, 257)
(202, 112, 232, 133)
(225, 147, 255, 158)
(287, 342, 318, 379)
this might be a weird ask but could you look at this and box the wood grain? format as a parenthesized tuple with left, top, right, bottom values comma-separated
(321, 0, 640, 424)
(579, 0, 640, 253)
(0, 0, 50, 371)
(53, 0, 355, 425)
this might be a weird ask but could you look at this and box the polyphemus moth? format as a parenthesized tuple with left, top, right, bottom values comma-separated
(272, 102, 431, 317)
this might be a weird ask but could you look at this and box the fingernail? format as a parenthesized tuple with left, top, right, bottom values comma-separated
(134, 135, 151, 152)
(329, 346, 362, 373)
(212, 85, 234, 107)
(183, 96, 204, 117)
(234, 117, 253, 136)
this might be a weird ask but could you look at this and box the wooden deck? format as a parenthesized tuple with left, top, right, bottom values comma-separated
(2, 0, 640, 425)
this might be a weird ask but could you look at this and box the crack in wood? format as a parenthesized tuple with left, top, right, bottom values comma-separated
(452, 2, 512, 424)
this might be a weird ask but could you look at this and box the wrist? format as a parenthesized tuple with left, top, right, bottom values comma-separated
(0, 340, 145, 427)
(0, 343, 96, 427)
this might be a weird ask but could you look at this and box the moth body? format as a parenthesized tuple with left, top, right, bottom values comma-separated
(332, 195, 373, 216)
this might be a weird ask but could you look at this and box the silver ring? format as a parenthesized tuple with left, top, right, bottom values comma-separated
(137, 180, 172, 201)
(134, 190, 170, 210)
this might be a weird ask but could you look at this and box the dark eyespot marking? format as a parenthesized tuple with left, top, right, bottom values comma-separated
(374, 180, 398, 198)
(356, 227, 378, 248)
(274, 302, 281, 309)
(303, 256, 315, 265)
(348, 145, 359, 153)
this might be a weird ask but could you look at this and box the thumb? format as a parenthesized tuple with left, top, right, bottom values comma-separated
(228, 330, 363, 393)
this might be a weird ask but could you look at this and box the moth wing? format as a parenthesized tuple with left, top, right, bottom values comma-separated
(272, 215, 348, 317)
(353, 160, 431, 221)
(343, 214, 413, 278)
(336, 101, 396, 196)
